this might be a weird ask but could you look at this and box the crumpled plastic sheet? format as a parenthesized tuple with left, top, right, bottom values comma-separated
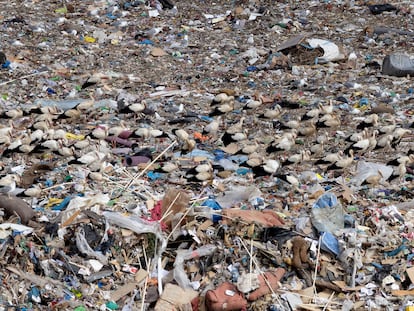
(75, 227, 109, 265)
(351, 161, 394, 186)
(103, 211, 166, 255)
(173, 244, 217, 289)
(311, 192, 344, 234)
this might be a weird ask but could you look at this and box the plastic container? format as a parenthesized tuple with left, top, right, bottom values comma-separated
(124, 155, 151, 166)
(382, 54, 414, 77)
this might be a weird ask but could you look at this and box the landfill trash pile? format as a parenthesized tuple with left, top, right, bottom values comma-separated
(0, 0, 414, 310)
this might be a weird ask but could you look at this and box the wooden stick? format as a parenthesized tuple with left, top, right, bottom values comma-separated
(166, 205, 192, 242)
(312, 235, 322, 299)
(140, 259, 151, 311)
(41, 182, 76, 192)
(0, 70, 49, 87)
(322, 291, 335, 311)
(166, 189, 205, 241)
(239, 238, 284, 306)
(61, 210, 81, 228)
(159, 192, 181, 223)
(249, 238, 254, 292)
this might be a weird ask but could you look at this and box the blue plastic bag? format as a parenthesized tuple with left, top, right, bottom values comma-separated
(311, 192, 344, 234)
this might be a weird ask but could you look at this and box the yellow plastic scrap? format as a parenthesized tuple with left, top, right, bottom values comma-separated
(315, 173, 324, 181)
(65, 133, 85, 140)
(353, 103, 369, 111)
(46, 198, 63, 208)
(84, 36, 96, 43)
(55, 6, 68, 14)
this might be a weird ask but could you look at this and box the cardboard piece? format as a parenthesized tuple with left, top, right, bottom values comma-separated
(154, 283, 198, 311)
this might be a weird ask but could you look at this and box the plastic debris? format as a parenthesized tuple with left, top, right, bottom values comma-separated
(0, 0, 414, 310)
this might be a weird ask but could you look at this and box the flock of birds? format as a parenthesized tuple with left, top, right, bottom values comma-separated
(0, 90, 413, 198)
(199, 92, 414, 187)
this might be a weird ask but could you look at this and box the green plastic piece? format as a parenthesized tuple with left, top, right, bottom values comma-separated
(106, 301, 119, 310)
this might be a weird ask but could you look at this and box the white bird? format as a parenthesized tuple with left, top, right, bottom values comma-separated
(74, 136, 92, 149)
(379, 119, 396, 134)
(2, 108, 23, 119)
(149, 129, 167, 138)
(58, 146, 76, 157)
(363, 170, 384, 187)
(392, 128, 411, 141)
(212, 93, 229, 104)
(62, 108, 81, 119)
(48, 128, 67, 140)
(266, 136, 295, 153)
(41, 140, 61, 151)
(316, 114, 341, 128)
(328, 150, 354, 170)
(261, 106, 282, 119)
(134, 127, 150, 139)
(0, 132, 11, 145)
(186, 161, 213, 181)
(30, 129, 45, 142)
(203, 116, 221, 135)
(315, 151, 343, 165)
(91, 126, 108, 139)
(40, 139, 62, 151)
(298, 122, 317, 136)
(244, 98, 262, 109)
(108, 121, 128, 136)
(0, 174, 19, 194)
(356, 114, 378, 130)
(76, 97, 95, 111)
(161, 162, 178, 173)
(318, 101, 334, 115)
(0, 120, 14, 137)
(310, 142, 324, 156)
(226, 117, 246, 135)
(210, 101, 234, 116)
(346, 128, 368, 143)
(88, 171, 105, 181)
(346, 131, 376, 154)
(376, 134, 393, 149)
(32, 119, 52, 131)
(73, 151, 106, 165)
(280, 119, 300, 130)
(182, 139, 196, 152)
(23, 185, 42, 197)
(128, 101, 146, 113)
(368, 130, 379, 151)
(173, 129, 189, 142)
(240, 140, 259, 154)
(301, 106, 321, 120)
(282, 150, 311, 166)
